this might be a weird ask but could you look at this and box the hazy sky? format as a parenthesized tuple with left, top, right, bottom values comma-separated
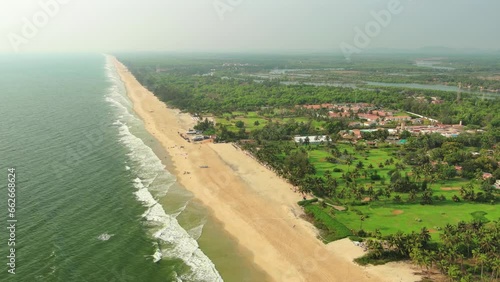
(1, 0, 499, 53)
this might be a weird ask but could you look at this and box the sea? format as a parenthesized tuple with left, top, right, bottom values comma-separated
(0, 54, 266, 282)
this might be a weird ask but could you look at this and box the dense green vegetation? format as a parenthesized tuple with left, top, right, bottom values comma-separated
(119, 53, 500, 128)
(118, 53, 500, 281)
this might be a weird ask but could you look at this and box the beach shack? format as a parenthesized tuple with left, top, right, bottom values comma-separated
(192, 135, 204, 142)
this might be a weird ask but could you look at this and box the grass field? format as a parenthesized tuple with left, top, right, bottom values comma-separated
(302, 143, 500, 241)
(308, 143, 407, 186)
(215, 111, 324, 132)
(331, 200, 499, 240)
(216, 111, 269, 131)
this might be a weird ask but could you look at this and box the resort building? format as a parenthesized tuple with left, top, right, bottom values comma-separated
(294, 135, 329, 145)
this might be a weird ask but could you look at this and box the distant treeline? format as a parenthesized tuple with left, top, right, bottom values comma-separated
(122, 65, 499, 129)
(117, 53, 500, 131)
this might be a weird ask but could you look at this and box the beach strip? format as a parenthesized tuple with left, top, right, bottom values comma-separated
(113, 56, 419, 282)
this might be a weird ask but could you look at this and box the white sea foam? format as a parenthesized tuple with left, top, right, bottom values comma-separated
(105, 95, 137, 122)
(104, 56, 223, 282)
(130, 171, 221, 281)
(97, 233, 114, 241)
(153, 248, 162, 263)
(154, 219, 222, 282)
(188, 223, 206, 241)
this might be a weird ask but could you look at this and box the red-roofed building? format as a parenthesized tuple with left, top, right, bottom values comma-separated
(329, 112, 343, 118)
(301, 104, 335, 110)
(358, 114, 380, 122)
(483, 173, 493, 180)
(352, 129, 362, 139)
(386, 116, 412, 122)
(371, 110, 391, 117)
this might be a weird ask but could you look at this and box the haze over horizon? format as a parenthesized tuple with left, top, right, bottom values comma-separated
(1, 0, 499, 54)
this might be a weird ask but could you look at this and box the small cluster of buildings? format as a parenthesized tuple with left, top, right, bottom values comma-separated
(222, 63, 251, 67)
(356, 113, 413, 126)
(299, 103, 467, 138)
(299, 103, 372, 112)
(415, 96, 445, 104)
(299, 103, 414, 126)
(185, 129, 212, 142)
(480, 174, 500, 189)
(339, 123, 465, 140)
(396, 123, 464, 138)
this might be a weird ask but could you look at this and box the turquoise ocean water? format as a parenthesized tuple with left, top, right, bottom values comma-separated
(0, 54, 229, 281)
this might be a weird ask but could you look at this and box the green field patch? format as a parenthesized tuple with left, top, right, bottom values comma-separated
(333, 201, 499, 241)
(470, 211, 490, 223)
(216, 111, 325, 133)
(299, 142, 500, 242)
(304, 204, 352, 242)
(307, 144, 403, 185)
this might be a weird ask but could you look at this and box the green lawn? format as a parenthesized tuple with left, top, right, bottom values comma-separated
(215, 111, 325, 133)
(215, 114, 269, 132)
(429, 178, 470, 197)
(307, 144, 404, 186)
(332, 200, 499, 241)
(303, 143, 500, 241)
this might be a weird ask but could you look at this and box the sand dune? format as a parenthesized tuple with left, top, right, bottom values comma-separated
(113, 57, 420, 282)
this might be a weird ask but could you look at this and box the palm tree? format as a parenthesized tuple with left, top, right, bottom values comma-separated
(478, 233, 495, 254)
(419, 227, 431, 247)
(410, 247, 426, 273)
(367, 185, 374, 198)
(346, 155, 354, 172)
(472, 249, 488, 280)
(422, 250, 436, 276)
(367, 239, 383, 258)
(384, 187, 392, 199)
(447, 264, 461, 282)
(354, 188, 363, 201)
(461, 229, 475, 257)
(412, 166, 422, 182)
(491, 257, 500, 281)
(408, 189, 418, 203)
(356, 161, 364, 169)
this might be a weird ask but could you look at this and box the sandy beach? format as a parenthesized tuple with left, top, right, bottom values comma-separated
(113, 57, 421, 282)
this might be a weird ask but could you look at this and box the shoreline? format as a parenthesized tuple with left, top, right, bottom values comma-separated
(112, 56, 420, 282)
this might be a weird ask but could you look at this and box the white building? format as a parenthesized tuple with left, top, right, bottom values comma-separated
(294, 135, 329, 145)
